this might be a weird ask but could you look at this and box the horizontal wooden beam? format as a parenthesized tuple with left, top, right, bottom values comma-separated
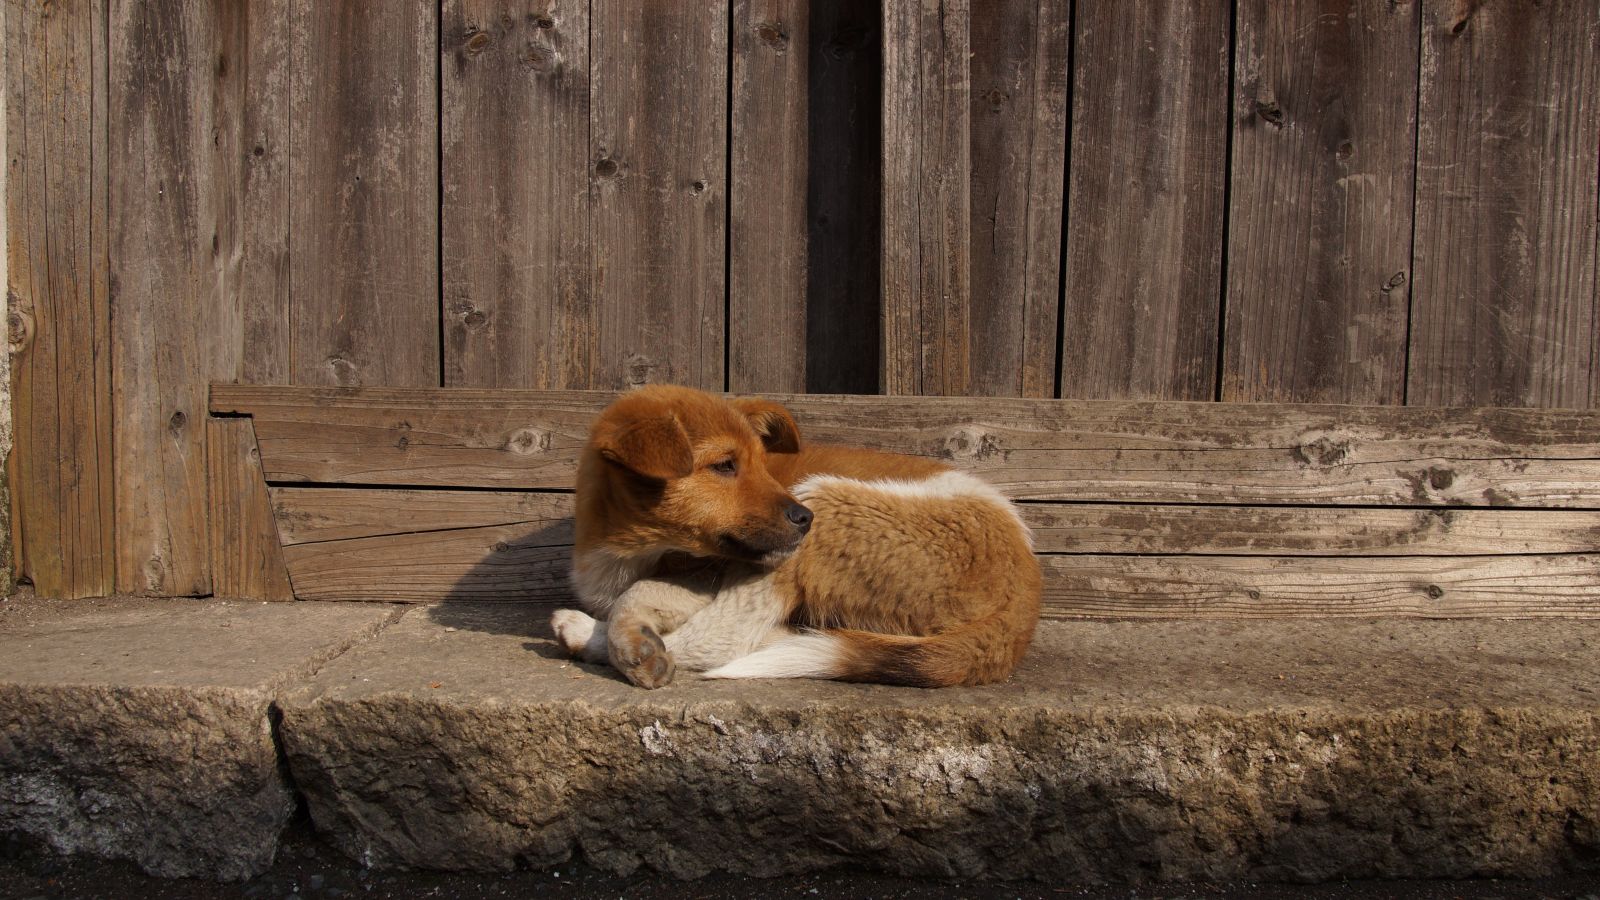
(1041, 554, 1600, 620)
(272, 488, 574, 546)
(266, 485, 1600, 616)
(1025, 503, 1600, 557)
(213, 385, 1600, 507)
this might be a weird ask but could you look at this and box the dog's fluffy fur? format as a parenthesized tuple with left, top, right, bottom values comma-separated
(553, 385, 1040, 688)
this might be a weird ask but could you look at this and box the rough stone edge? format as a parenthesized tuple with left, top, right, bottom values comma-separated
(0, 605, 412, 880)
(277, 697, 1600, 883)
(1, 683, 289, 881)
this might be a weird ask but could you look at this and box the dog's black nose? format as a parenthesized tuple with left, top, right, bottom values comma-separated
(785, 502, 813, 533)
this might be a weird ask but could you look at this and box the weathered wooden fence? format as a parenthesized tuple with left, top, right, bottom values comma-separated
(6, 0, 1599, 601)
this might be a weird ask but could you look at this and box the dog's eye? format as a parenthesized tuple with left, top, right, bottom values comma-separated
(710, 458, 737, 477)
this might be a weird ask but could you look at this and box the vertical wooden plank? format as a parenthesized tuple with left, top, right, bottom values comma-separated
(1223, 0, 1418, 405)
(290, 1, 440, 388)
(207, 418, 293, 601)
(226, 2, 292, 384)
(729, 0, 808, 393)
(881, 0, 971, 396)
(441, 0, 593, 389)
(590, 1, 729, 391)
(111, 0, 289, 595)
(110, 0, 212, 594)
(1059, 1, 1230, 402)
(1409, 1, 1600, 409)
(805, 0, 881, 394)
(6, 0, 114, 597)
(968, 0, 1069, 398)
(1, 0, 9, 597)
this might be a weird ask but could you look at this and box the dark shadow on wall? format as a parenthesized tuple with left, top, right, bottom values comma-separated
(423, 516, 607, 669)
(806, 0, 882, 394)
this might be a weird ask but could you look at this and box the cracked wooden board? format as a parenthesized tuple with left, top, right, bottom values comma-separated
(263, 485, 1600, 612)
(212, 386, 1600, 507)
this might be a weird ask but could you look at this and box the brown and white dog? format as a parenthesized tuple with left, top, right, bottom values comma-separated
(550, 386, 1040, 688)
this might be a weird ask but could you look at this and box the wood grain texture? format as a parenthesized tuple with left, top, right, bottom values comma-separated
(881, 0, 971, 396)
(968, 0, 1069, 397)
(589, 1, 728, 390)
(272, 487, 573, 545)
(289, 1, 439, 388)
(112, 0, 288, 594)
(441, 0, 593, 389)
(1041, 554, 1600, 619)
(6, 0, 114, 597)
(264, 487, 1600, 611)
(207, 418, 293, 600)
(212, 386, 1600, 507)
(224, 0, 292, 384)
(274, 487, 1600, 557)
(805, 0, 881, 394)
(1224, 0, 1418, 405)
(1024, 504, 1600, 556)
(273, 487, 574, 602)
(1060, 1, 1229, 401)
(729, 0, 809, 393)
(1408, 0, 1600, 408)
(212, 386, 600, 488)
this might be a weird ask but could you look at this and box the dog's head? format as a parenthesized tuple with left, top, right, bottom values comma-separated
(576, 385, 812, 565)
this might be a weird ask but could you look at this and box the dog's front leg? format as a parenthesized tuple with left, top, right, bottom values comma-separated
(554, 574, 793, 678)
(660, 574, 793, 671)
(555, 577, 713, 688)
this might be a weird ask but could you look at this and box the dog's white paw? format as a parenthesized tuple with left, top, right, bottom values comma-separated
(550, 608, 597, 657)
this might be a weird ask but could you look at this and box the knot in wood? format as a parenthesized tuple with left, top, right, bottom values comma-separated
(521, 45, 555, 72)
(532, 14, 555, 29)
(168, 410, 188, 435)
(493, 542, 511, 554)
(1292, 434, 1349, 467)
(1252, 97, 1285, 129)
(595, 157, 620, 178)
(462, 307, 488, 329)
(756, 22, 788, 51)
(1481, 487, 1514, 506)
(1380, 271, 1407, 293)
(506, 427, 551, 456)
(625, 355, 658, 387)
(1425, 584, 1445, 600)
(328, 357, 360, 386)
(1426, 466, 1455, 491)
(941, 427, 1001, 462)
(465, 31, 491, 55)
(7, 306, 33, 352)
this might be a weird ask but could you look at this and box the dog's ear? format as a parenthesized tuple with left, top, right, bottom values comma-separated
(731, 398, 801, 454)
(594, 414, 694, 480)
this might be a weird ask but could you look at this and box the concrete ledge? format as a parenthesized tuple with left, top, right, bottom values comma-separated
(0, 598, 399, 879)
(281, 604, 1600, 882)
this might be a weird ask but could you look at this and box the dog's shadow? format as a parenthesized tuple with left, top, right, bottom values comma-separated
(423, 516, 616, 672)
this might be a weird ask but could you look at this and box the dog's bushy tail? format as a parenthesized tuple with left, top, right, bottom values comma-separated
(702, 600, 1039, 688)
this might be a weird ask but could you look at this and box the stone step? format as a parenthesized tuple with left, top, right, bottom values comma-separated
(4, 596, 1599, 883)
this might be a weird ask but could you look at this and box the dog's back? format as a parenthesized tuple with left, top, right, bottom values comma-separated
(704, 471, 1041, 687)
